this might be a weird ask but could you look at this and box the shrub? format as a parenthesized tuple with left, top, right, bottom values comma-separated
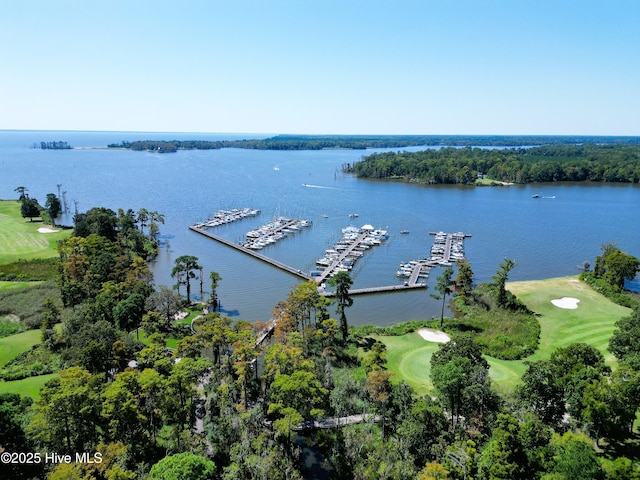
(0, 318, 24, 337)
(580, 272, 637, 309)
(353, 319, 438, 337)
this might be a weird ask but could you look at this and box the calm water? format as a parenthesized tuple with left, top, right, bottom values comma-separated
(1, 131, 638, 325)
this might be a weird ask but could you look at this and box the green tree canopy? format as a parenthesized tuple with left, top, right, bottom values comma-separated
(327, 270, 353, 339)
(44, 193, 62, 226)
(20, 197, 41, 222)
(609, 307, 640, 369)
(593, 243, 640, 291)
(149, 451, 216, 480)
(172, 255, 202, 303)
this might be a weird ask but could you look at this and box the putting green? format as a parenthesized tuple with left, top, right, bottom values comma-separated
(375, 332, 439, 397)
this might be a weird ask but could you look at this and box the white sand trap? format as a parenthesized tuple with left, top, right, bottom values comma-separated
(551, 297, 580, 309)
(173, 311, 189, 321)
(417, 328, 451, 343)
(37, 227, 59, 233)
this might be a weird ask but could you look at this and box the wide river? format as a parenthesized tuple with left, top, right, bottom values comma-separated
(1, 131, 638, 325)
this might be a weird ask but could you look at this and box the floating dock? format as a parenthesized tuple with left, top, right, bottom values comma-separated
(314, 231, 370, 284)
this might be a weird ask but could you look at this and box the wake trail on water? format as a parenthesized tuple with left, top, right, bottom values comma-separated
(302, 183, 340, 190)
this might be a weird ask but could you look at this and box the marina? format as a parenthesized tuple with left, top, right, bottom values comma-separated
(4, 131, 637, 325)
(190, 216, 471, 298)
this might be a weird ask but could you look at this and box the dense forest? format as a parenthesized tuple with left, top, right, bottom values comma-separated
(346, 144, 640, 184)
(107, 135, 640, 153)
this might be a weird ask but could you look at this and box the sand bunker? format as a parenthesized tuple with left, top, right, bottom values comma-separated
(551, 297, 580, 309)
(37, 227, 59, 233)
(417, 328, 451, 343)
(173, 311, 189, 321)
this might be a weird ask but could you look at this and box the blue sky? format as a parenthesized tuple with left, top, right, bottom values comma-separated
(1, 0, 638, 135)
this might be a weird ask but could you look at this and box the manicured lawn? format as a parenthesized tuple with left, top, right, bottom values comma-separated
(133, 328, 180, 350)
(0, 200, 71, 264)
(377, 276, 632, 395)
(0, 373, 57, 400)
(0, 329, 42, 366)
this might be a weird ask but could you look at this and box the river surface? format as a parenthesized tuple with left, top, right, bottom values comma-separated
(1, 131, 638, 325)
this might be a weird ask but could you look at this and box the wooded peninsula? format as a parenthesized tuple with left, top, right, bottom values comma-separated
(107, 134, 640, 153)
(347, 144, 640, 184)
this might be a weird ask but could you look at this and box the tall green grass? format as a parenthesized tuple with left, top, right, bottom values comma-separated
(0, 281, 62, 332)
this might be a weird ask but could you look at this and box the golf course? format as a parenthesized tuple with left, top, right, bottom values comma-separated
(0, 200, 69, 399)
(0, 199, 70, 264)
(377, 275, 632, 394)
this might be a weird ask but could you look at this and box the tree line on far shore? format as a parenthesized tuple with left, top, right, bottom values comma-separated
(106, 134, 640, 153)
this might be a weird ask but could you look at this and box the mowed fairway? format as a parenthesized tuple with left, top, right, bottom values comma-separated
(377, 276, 631, 395)
(0, 200, 70, 263)
(507, 276, 631, 366)
(0, 373, 57, 400)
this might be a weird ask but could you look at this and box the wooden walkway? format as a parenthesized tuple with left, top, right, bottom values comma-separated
(292, 413, 381, 431)
(255, 319, 277, 346)
(189, 226, 313, 281)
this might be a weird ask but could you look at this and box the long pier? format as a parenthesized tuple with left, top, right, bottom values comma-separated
(321, 282, 425, 297)
(189, 225, 312, 281)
